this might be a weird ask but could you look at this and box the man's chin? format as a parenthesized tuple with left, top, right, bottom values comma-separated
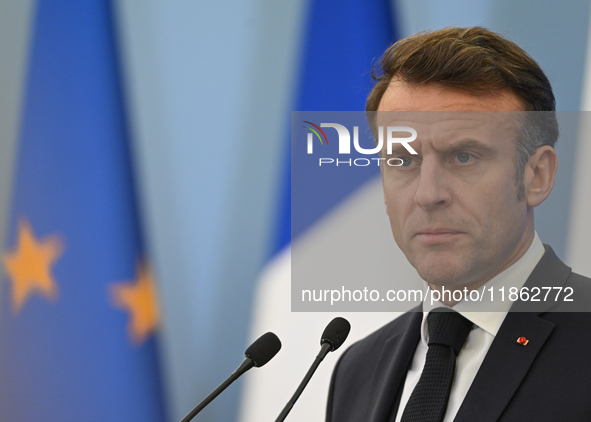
(412, 256, 471, 289)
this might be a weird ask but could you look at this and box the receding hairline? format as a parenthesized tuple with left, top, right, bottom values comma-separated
(375, 78, 528, 112)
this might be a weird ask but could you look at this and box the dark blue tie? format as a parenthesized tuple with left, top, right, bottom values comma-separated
(400, 308, 473, 422)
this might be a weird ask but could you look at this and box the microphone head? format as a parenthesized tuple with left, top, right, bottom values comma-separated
(245, 332, 282, 367)
(321, 317, 351, 352)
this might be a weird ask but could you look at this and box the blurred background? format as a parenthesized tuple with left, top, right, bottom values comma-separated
(1, 0, 591, 421)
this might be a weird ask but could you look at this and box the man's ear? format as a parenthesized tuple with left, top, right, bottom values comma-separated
(524, 145, 558, 207)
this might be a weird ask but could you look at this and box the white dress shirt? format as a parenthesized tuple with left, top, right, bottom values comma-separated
(395, 232, 545, 422)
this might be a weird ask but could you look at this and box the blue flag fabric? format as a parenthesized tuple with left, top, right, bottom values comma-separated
(274, 0, 397, 253)
(0, 1, 167, 421)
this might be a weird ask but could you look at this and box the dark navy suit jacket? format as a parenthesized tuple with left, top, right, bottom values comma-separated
(326, 246, 591, 422)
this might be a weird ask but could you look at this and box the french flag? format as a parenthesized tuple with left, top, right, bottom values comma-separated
(238, 1, 418, 421)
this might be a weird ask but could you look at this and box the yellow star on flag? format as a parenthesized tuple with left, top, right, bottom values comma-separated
(110, 262, 160, 345)
(3, 218, 63, 314)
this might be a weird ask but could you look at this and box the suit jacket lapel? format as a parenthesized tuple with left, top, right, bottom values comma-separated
(455, 245, 569, 422)
(368, 310, 422, 422)
(454, 312, 555, 422)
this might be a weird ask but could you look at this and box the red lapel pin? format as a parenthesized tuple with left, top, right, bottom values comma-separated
(517, 336, 529, 346)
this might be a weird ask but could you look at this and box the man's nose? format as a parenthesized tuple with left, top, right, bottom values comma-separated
(414, 159, 452, 210)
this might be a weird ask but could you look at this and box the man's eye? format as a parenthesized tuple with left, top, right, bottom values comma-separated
(400, 157, 413, 167)
(456, 152, 472, 163)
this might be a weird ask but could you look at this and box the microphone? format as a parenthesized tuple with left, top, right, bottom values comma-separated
(274, 317, 351, 422)
(180, 332, 281, 422)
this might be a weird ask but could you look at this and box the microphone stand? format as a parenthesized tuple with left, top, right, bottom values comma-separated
(274, 342, 332, 422)
(180, 358, 254, 422)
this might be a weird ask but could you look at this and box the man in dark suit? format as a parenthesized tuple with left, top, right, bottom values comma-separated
(326, 27, 591, 422)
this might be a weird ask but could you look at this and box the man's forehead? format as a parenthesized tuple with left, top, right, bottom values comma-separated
(374, 110, 519, 125)
(373, 111, 521, 141)
(377, 79, 525, 112)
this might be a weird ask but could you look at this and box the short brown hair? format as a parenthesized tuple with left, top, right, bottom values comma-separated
(368, 26, 559, 200)
(367, 26, 555, 114)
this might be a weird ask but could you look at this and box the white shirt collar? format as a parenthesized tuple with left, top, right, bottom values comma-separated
(421, 232, 545, 342)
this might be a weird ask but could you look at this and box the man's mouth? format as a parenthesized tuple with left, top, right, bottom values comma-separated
(415, 229, 462, 244)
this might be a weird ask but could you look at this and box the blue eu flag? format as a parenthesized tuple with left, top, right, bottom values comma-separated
(0, 1, 167, 421)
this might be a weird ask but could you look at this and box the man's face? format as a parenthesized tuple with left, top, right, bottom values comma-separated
(378, 80, 533, 291)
